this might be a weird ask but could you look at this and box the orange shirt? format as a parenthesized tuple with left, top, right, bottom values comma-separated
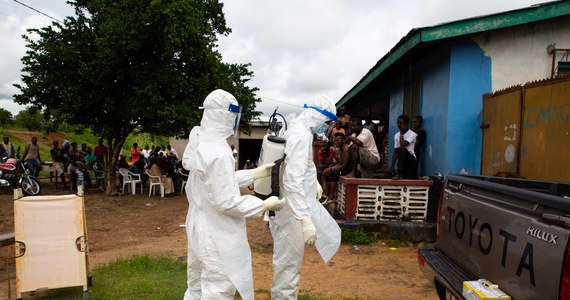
(130, 147, 140, 163)
(331, 127, 346, 137)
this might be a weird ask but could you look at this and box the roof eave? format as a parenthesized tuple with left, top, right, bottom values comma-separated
(336, 0, 570, 108)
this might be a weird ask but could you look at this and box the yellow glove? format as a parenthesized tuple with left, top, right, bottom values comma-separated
(300, 218, 317, 246)
(250, 163, 275, 180)
(263, 196, 285, 211)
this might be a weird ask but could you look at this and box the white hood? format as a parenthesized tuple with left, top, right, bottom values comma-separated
(294, 95, 337, 131)
(200, 89, 239, 139)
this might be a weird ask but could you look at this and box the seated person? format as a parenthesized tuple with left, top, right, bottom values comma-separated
(67, 159, 89, 190)
(166, 144, 179, 162)
(331, 121, 346, 137)
(322, 132, 352, 206)
(117, 155, 130, 170)
(50, 140, 68, 189)
(70, 142, 85, 162)
(317, 140, 338, 199)
(242, 159, 254, 170)
(117, 155, 130, 189)
(148, 157, 175, 196)
(84, 147, 97, 168)
(133, 156, 147, 186)
(80, 143, 89, 157)
(92, 157, 105, 189)
(68, 142, 92, 187)
(117, 154, 142, 188)
(366, 124, 381, 160)
(346, 117, 380, 178)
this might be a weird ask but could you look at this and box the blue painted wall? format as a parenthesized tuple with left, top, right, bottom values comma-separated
(447, 40, 491, 175)
(421, 57, 450, 176)
(387, 40, 491, 177)
(388, 88, 404, 168)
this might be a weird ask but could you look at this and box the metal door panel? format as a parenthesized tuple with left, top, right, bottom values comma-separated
(521, 78, 570, 182)
(481, 89, 522, 176)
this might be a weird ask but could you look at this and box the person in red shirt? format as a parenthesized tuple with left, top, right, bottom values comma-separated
(93, 138, 108, 163)
(130, 142, 141, 164)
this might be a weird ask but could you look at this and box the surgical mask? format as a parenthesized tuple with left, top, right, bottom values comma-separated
(310, 123, 329, 135)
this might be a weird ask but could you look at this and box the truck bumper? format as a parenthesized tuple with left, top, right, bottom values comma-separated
(418, 247, 477, 299)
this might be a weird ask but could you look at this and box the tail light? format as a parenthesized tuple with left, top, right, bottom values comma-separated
(417, 253, 425, 266)
(560, 241, 570, 299)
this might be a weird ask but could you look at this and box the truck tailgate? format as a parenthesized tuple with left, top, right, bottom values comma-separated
(429, 175, 570, 299)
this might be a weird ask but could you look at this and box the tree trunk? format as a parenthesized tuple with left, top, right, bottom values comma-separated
(103, 134, 129, 196)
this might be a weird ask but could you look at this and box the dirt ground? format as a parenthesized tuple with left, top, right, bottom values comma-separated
(0, 179, 439, 300)
(0, 127, 439, 299)
(0, 126, 438, 300)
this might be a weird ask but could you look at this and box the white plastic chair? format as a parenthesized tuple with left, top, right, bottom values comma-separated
(178, 168, 188, 194)
(118, 168, 134, 194)
(94, 169, 105, 191)
(145, 169, 165, 197)
(128, 170, 143, 194)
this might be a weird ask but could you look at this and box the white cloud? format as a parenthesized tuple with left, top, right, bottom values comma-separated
(217, 0, 539, 116)
(0, 0, 74, 115)
(0, 0, 540, 117)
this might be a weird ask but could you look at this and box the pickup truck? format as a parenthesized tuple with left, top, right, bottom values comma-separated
(418, 174, 570, 299)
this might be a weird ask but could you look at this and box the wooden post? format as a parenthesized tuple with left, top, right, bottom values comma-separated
(342, 178, 358, 220)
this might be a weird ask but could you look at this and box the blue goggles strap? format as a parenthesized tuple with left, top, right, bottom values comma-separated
(228, 103, 243, 114)
(303, 104, 338, 121)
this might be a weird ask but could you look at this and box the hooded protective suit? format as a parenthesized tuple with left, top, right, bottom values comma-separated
(182, 89, 270, 300)
(269, 96, 341, 299)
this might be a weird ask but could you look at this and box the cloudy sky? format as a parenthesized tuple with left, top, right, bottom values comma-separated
(1, 0, 540, 117)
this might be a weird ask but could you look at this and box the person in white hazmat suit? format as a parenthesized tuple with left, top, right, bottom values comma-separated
(182, 89, 285, 300)
(269, 96, 342, 299)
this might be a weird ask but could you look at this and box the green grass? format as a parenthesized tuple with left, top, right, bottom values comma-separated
(35, 255, 187, 300)
(341, 228, 377, 245)
(31, 255, 360, 300)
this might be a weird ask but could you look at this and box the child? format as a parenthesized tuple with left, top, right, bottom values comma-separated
(317, 141, 339, 202)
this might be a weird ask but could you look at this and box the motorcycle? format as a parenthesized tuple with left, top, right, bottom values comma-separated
(0, 158, 42, 196)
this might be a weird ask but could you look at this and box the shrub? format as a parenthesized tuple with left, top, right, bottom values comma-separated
(341, 227, 377, 245)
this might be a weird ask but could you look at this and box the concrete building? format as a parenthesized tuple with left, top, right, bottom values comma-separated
(336, 1, 570, 177)
(169, 121, 270, 170)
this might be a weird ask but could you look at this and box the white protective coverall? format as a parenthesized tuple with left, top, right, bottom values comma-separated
(269, 96, 342, 299)
(182, 89, 272, 300)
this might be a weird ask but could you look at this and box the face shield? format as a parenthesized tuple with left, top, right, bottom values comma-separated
(228, 103, 243, 139)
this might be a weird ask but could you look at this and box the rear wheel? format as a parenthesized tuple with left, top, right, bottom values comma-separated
(21, 177, 41, 196)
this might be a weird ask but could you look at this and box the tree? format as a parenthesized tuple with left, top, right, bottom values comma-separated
(14, 107, 42, 131)
(14, 0, 261, 195)
(0, 108, 14, 129)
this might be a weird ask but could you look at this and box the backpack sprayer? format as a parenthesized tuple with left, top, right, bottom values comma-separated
(253, 108, 287, 200)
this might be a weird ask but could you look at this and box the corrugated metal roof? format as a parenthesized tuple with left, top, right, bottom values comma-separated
(337, 0, 570, 107)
